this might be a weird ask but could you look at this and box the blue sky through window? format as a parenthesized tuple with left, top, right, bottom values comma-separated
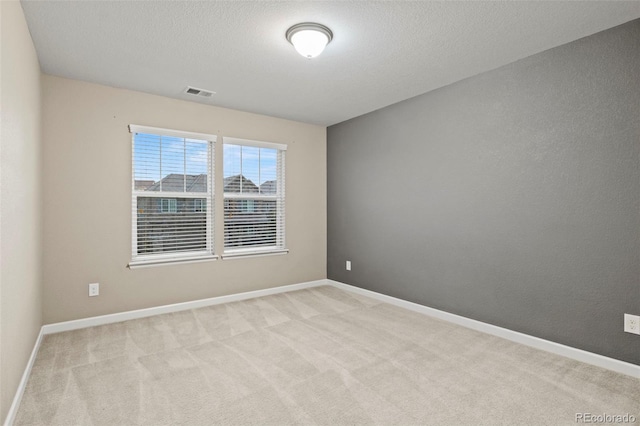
(134, 133, 208, 184)
(134, 134, 277, 190)
(223, 144, 277, 186)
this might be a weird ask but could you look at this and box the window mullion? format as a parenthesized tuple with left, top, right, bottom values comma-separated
(207, 140, 214, 255)
(159, 136, 163, 192)
(258, 148, 261, 194)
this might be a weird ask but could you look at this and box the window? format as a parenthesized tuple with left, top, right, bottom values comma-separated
(193, 199, 205, 213)
(129, 125, 215, 267)
(160, 198, 177, 213)
(241, 199, 255, 213)
(223, 138, 287, 257)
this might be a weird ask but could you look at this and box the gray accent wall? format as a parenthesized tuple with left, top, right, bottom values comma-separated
(327, 19, 640, 365)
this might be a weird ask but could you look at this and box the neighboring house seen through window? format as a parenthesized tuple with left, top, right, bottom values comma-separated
(130, 125, 215, 267)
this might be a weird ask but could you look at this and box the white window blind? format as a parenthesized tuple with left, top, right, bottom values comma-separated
(223, 138, 287, 256)
(129, 125, 215, 266)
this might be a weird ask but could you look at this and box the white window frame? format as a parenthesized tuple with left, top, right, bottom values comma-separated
(222, 137, 288, 259)
(128, 125, 217, 268)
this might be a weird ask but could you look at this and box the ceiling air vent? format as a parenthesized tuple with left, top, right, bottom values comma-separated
(184, 86, 215, 98)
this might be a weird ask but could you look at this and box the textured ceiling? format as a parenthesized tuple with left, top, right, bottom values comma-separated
(21, 1, 640, 126)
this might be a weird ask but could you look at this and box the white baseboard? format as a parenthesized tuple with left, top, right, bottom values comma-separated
(4, 329, 44, 426)
(327, 279, 640, 379)
(42, 279, 327, 334)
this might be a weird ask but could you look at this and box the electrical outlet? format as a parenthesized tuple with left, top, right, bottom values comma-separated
(624, 314, 640, 335)
(346, 260, 351, 271)
(88, 283, 100, 297)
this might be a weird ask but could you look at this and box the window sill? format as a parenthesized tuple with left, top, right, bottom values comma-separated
(221, 248, 289, 260)
(128, 254, 218, 269)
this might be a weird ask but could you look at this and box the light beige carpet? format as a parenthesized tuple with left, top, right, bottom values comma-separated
(14, 286, 640, 425)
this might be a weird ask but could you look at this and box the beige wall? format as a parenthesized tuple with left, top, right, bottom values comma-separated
(42, 75, 326, 324)
(0, 1, 43, 421)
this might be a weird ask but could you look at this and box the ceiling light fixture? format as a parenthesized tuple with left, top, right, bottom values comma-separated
(286, 22, 333, 59)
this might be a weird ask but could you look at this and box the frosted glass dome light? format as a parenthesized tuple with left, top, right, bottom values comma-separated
(286, 23, 333, 59)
